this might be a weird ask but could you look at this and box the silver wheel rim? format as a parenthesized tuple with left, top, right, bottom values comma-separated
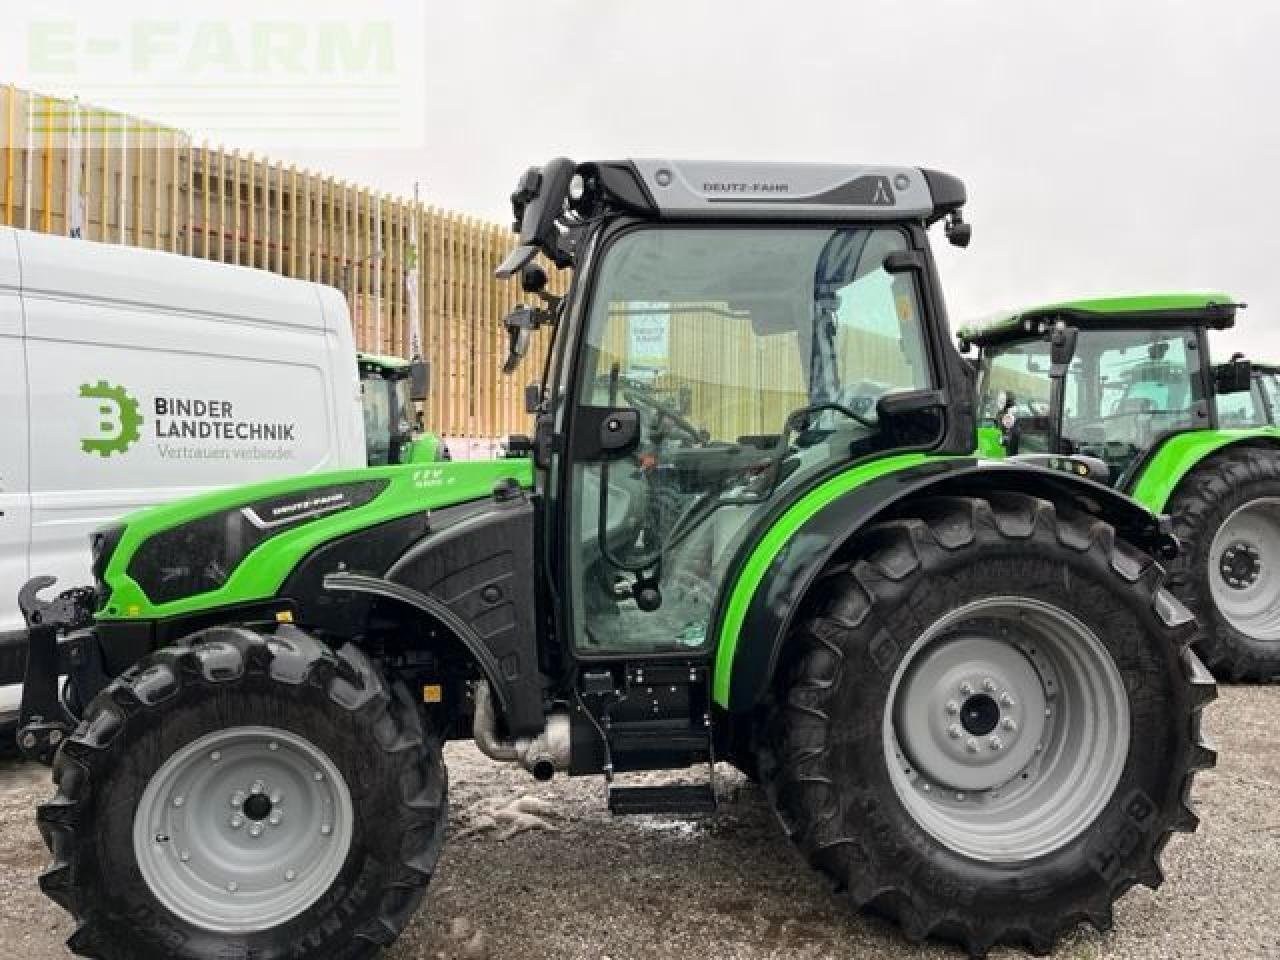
(883, 597, 1129, 863)
(133, 725, 354, 933)
(1209, 497, 1280, 641)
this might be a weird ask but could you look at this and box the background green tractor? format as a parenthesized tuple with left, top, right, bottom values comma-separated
(357, 352, 450, 465)
(16, 160, 1213, 959)
(963, 294, 1280, 680)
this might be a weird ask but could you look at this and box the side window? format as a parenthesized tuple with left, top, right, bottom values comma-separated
(832, 248, 930, 410)
(1096, 334, 1196, 419)
(1218, 381, 1265, 428)
(981, 344, 1052, 421)
(1262, 374, 1280, 425)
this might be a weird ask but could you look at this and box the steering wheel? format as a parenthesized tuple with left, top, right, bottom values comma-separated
(622, 386, 708, 445)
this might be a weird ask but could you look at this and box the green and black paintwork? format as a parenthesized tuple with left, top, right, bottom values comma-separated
(964, 296, 1280, 678)
(16, 160, 1214, 960)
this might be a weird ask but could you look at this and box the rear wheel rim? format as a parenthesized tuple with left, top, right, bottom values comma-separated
(133, 725, 354, 933)
(883, 597, 1129, 863)
(1209, 497, 1280, 641)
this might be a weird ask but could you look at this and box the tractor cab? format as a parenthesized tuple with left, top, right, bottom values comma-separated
(357, 353, 447, 464)
(496, 158, 977, 666)
(962, 294, 1249, 486)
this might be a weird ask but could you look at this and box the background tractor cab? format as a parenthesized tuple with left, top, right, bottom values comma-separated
(962, 294, 1252, 486)
(357, 352, 448, 464)
(964, 294, 1280, 681)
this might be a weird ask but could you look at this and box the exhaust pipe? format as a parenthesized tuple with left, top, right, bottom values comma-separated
(472, 680, 570, 781)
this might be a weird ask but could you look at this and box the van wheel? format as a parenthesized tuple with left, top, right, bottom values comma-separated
(758, 494, 1216, 957)
(37, 624, 446, 960)
(1165, 448, 1280, 680)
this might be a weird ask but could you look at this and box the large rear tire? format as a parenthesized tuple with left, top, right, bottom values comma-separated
(758, 493, 1215, 957)
(1165, 447, 1280, 680)
(37, 624, 446, 960)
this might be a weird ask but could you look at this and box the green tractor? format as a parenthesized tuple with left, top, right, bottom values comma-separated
(357, 352, 450, 464)
(963, 294, 1280, 679)
(17, 160, 1214, 959)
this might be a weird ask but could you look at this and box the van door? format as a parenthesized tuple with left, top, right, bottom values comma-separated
(18, 234, 361, 602)
(0, 229, 29, 635)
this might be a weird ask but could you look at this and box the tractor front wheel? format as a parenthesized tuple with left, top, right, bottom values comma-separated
(758, 493, 1215, 956)
(37, 624, 446, 960)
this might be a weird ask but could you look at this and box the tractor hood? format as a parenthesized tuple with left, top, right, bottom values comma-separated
(89, 458, 534, 622)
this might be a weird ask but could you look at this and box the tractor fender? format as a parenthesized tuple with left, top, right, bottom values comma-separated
(339, 490, 547, 736)
(1126, 428, 1280, 511)
(322, 572, 519, 720)
(712, 457, 1174, 711)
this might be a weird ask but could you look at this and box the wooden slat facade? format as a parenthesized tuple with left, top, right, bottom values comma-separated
(0, 85, 561, 443)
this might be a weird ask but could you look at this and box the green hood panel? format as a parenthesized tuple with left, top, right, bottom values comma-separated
(1128, 428, 1280, 511)
(97, 458, 534, 621)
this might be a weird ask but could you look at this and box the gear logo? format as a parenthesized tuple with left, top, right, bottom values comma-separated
(79, 381, 143, 456)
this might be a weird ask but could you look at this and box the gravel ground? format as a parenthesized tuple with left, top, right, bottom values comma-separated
(1, 685, 1276, 960)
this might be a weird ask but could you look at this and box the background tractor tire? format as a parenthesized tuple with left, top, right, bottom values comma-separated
(757, 493, 1215, 957)
(1165, 447, 1280, 680)
(37, 624, 446, 960)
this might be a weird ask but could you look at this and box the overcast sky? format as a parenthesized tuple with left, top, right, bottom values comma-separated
(12, 1, 1280, 357)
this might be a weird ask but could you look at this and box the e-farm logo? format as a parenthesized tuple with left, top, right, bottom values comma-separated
(13, 3, 426, 149)
(78, 380, 143, 457)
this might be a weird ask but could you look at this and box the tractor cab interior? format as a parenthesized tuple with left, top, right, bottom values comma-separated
(567, 225, 939, 655)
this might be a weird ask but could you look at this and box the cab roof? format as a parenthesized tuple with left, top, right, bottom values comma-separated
(581, 160, 967, 223)
(958, 292, 1240, 347)
(357, 352, 409, 374)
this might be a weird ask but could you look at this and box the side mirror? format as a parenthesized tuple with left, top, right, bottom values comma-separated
(1215, 353, 1253, 395)
(408, 360, 430, 403)
(875, 388, 946, 448)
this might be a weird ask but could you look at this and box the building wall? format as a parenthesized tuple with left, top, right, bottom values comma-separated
(0, 85, 562, 442)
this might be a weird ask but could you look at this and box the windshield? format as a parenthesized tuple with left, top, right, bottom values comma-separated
(1063, 328, 1202, 480)
(567, 225, 936, 654)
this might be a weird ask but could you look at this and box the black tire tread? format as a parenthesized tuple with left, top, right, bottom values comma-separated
(37, 623, 446, 960)
(758, 493, 1216, 958)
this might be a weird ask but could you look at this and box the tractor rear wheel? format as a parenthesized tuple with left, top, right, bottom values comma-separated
(1165, 447, 1280, 680)
(37, 624, 446, 960)
(758, 493, 1215, 957)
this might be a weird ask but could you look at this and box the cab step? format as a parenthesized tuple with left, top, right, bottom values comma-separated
(607, 783, 717, 816)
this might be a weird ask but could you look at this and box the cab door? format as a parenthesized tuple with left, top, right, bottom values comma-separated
(558, 224, 935, 661)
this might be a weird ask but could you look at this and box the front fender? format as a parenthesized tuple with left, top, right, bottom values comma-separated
(711, 458, 1173, 712)
(1127, 428, 1280, 511)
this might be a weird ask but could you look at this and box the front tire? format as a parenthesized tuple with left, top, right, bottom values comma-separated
(1165, 447, 1280, 680)
(38, 624, 446, 960)
(758, 494, 1215, 956)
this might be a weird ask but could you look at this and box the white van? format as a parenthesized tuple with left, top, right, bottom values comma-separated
(0, 228, 368, 707)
